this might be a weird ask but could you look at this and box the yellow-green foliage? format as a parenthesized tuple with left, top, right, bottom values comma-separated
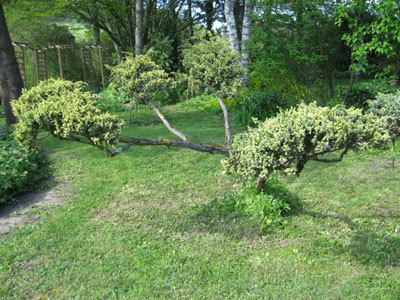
(107, 54, 172, 104)
(182, 38, 244, 99)
(12, 79, 124, 156)
(223, 103, 389, 182)
(250, 68, 312, 105)
(202, 96, 237, 112)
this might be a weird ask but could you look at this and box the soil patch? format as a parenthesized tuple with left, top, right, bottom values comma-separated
(0, 184, 68, 237)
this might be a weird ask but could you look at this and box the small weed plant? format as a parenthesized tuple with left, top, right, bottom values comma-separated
(224, 177, 291, 230)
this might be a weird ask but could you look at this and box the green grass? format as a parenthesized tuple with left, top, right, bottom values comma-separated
(1, 106, 399, 299)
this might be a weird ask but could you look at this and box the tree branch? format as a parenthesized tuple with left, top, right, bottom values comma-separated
(111, 136, 229, 156)
(313, 148, 348, 163)
(216, 95, 232, 148)
(151, 103, 188, 141)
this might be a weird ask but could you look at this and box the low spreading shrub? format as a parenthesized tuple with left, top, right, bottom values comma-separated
(175, 94, 237, 114)
(223, 177, 291, 229)
(232, 89, 288, 126)
(223, 102, 389, 188)
(12, 79, 124, 156)
(0, 140, 45, 203)
(335, 81, 397, 108)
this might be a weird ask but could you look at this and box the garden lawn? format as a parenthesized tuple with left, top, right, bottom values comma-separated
(0, 106, 399, 299)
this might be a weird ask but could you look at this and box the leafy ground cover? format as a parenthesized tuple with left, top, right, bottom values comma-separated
(0, 105, 399, 299)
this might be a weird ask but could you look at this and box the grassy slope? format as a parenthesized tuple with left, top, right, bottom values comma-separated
(0, 107, 399, 299)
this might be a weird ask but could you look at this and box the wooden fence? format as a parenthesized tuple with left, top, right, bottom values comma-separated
(12, 41, 111, 88)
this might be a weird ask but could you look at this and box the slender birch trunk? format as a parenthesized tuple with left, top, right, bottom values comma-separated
(224, 0, 240, 54)
(241, 0, 255, 85)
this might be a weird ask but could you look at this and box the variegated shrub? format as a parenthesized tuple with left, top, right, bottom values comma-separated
(222, 103, 389, 189)
(12, 79, 124, 156)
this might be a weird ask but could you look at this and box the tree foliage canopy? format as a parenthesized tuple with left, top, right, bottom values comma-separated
(336, 0, 400, 77)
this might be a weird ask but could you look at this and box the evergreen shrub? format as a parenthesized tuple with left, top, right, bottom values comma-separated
(107, 54, 173, 104)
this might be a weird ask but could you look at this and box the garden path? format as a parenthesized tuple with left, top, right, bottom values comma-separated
(0, 184, 67, 237)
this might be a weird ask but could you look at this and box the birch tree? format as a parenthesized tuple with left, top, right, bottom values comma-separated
(224, 0, 255, 85)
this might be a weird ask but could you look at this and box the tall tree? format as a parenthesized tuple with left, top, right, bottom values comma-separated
(135, 0, 144, 55)
(0, 2, 22, 126)
(336, 0, 400, 79)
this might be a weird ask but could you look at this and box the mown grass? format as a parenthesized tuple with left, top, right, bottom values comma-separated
(0, 106, 399, 299)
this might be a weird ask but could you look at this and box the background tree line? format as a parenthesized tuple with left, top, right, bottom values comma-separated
(2, 0, 400, 125)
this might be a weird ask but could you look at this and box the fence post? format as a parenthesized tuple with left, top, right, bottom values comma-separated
(57, 46, 63, 79)
(34, 49, 40, 85)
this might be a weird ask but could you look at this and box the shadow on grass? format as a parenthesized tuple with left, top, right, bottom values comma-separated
(301, 209, 400, 267)
(348, 229, 400, 266)
(177, 185, 400, 267)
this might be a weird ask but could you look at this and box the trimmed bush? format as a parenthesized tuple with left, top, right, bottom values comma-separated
(369, 91, 400, 138)
(107, 54, 173, 104)
(12, 79, 124, 156)
(97, 88, 129, 113)
(223, 103, 389, 186)
(182, 38, 244, 99)
(249, 67, 312, 105)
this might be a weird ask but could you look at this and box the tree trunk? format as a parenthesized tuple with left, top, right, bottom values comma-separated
(256, 176, 266, 191)
(224, 0, 240, 53)
(392, 136, 396, 168)
(188, 0, 194, 37)
(93, 24, 100, 45)
(143, 0, 155, 46)
(0, 3, 22, 126)
(241, 0, 254, 85)
(205, 0, 214, 34)
(233, 0, 244, 43)
(135, 0, 144, 56)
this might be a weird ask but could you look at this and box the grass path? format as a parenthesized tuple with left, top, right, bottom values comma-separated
(0, 108, 399, 299)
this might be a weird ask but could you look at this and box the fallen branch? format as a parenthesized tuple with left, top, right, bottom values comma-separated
(111, 136, 229, 156)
